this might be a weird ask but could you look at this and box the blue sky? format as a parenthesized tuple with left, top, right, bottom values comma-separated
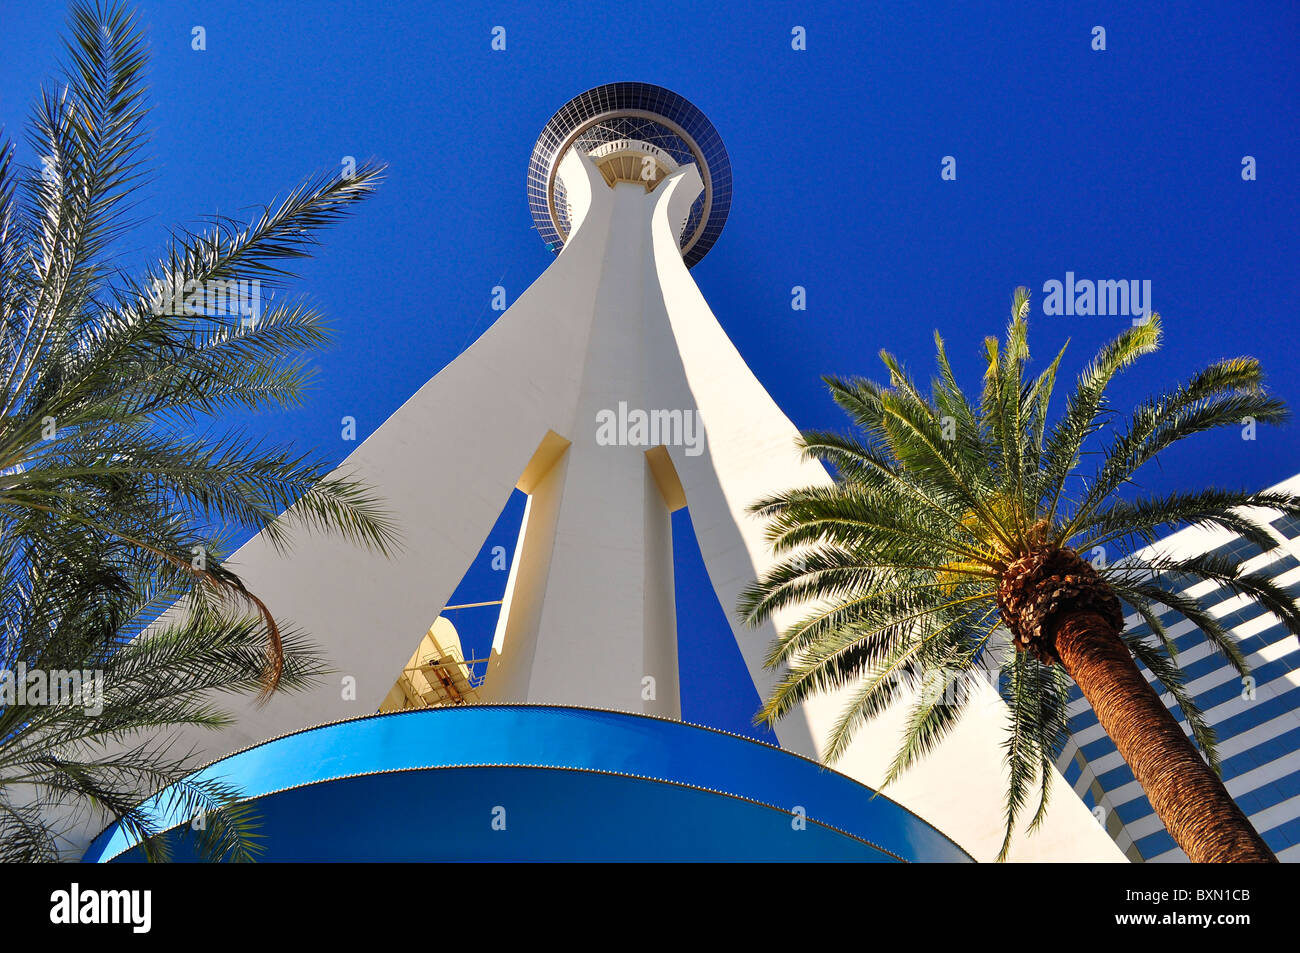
(3, 1, 1297, 737)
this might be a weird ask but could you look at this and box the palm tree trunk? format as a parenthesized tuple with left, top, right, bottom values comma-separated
(1052, 611, 1277, 863)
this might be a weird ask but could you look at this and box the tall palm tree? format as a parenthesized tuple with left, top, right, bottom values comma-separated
(0, 1, 396, 858)
(740, 287, 1297, 862)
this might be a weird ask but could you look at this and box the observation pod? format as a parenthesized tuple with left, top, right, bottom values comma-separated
(527, 81, 732, 267)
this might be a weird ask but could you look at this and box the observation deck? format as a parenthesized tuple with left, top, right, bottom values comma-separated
(527, 82, 732, 267)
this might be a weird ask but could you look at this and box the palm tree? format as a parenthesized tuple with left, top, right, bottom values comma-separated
(740, 287, 1297, 862)
(0, 1, 396, 858)
(0, 544, 328, 862)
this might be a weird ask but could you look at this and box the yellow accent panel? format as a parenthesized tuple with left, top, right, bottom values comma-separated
(517, 430, 571, 493)
(646, 445, 687, 512)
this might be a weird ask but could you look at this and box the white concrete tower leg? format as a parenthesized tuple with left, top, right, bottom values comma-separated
(482, 153, 680, 715)
(629, 165, 827, 754)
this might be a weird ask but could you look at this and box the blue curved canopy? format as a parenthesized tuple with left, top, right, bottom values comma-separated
(83, 706, 972, 862)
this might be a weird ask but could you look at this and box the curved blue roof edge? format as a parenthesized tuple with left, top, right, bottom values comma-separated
(527, 82, 733, 268)
(83, 705, 972, 863)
